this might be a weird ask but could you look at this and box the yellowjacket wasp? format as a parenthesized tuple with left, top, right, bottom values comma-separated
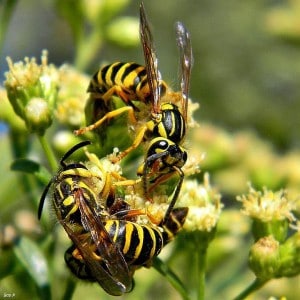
(39, 141, 188, 295)
(75, 3, 193, 223)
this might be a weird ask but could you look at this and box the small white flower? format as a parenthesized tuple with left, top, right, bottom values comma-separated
(177, 174, 223, 232)
(237, 184, 296, 222)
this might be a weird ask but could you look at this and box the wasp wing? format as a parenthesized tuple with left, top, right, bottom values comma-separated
(75, 190, 133, 294)
(62, 222, 131, 296)
(175, 21, 193, 122)
(139, 3, 161, 114)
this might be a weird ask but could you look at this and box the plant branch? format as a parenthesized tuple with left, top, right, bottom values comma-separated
(233, 278, 268, 300)
(153, 257, 191, 300)
(38, 135, 57, 172)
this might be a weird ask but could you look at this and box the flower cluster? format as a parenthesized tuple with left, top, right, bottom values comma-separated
(178, 174, 222, 232)
(4, 51, 58, 135)
(238, 185, 300, 280)
(237, 184, 295, 223)
(3, 51, 89, 138)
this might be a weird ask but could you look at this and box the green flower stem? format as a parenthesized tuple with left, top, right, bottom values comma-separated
(195, 244, 206, 300)
(191, 230, 215, 300)
(61, 277, 77, 300)
(233, 278, 267, 300)
(74, 30, 103, 71)
(38, 135, 57, 172)
(153, 257, 191, 300)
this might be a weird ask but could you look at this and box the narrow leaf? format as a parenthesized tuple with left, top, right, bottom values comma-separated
(11, 158, 51, 184)
(13, 236, 51, 299)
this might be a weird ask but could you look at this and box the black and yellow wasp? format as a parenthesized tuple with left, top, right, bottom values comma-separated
(75, 3, 193, 223)
(39, 141, 188, 296)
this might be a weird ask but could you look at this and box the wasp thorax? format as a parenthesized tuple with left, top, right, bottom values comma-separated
(151, 112, 162, 122)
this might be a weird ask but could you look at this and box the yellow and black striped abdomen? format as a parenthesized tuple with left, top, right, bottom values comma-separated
(88, 62, 148, 100)
(160, 207, 188, 241)
(64, 207, 188, 281)
(104, 220, 165, 267)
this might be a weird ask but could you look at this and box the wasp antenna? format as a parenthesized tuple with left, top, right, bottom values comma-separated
(60, 140, 91, 168)
(162, 166, 185, 224)
(38, 140, 91, 219)
(38, 180, 53, 219)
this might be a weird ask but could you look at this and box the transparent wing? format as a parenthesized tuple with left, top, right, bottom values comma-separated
(139, 2, 161, 114)
(63, 190, 132, 295)
(63, 223, 131, 296)
(175, 21, 193, 121)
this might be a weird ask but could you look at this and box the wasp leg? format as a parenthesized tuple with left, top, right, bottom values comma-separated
(110, 171, 141, 186)
(140, 150, 172, 202)
(71, 243, 101, 261)
(113, 178, 141, 187)
(91, 85, 137, 108)
(74, 106, 136, 135)
(147, 171, 176, 194)
(162, 166, 184, 224)
(100, 86, 125, 102)
(99, 85, 139, 110)
(111, 170, 141, 190)
(65, 245, 97, 282)
(110, 125, 148, 163)
(141, 150, 185, 224)
(112, 207, 162, 225)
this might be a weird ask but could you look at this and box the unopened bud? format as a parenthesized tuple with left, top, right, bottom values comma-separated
(249, 236, 280, 280)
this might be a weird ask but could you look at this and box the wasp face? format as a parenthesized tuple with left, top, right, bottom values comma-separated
(145, 138, 187, 171)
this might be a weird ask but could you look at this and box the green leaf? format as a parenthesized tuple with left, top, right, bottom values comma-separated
(13, 236, 51, 299)
(11, 158, 51, 185)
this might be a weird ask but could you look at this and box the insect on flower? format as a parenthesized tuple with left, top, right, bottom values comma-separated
(39, 141, 188, 295)
(75, 3, 193, 223)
